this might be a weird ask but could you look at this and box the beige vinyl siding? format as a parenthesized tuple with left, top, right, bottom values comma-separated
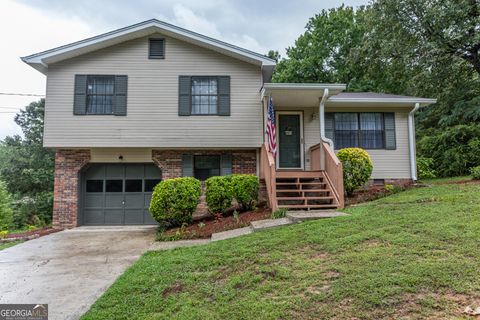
(44, 34, 263, 148)
(325, 107, 412, 179)
(90, 148, 153, 163)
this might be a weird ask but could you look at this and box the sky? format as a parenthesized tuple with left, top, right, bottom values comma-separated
(0, 0, 367, 139)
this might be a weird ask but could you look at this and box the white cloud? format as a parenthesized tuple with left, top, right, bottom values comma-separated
(0, 0, 92, 139)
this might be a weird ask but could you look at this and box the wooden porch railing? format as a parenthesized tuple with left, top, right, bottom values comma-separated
(309, 142, 345, 208)
(260, 142, 278, 211)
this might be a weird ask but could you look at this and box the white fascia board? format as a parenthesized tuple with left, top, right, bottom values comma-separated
(328, 97, 437, 105)
(263, 83, 346, 91)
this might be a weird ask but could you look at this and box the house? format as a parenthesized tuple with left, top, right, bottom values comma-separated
(22, 19, 436, 229)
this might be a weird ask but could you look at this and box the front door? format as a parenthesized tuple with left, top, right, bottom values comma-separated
(277, 112, 303, 169)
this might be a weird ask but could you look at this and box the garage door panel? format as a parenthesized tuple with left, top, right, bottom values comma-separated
(85, 166, 105, 179)
(125, 165, 144, 178)
(144, 194, 152, 207)
(104, 209, 123, 224)
(106, 165, 124, 178)
(144, 210, 157, 224)
(105, 194, 124, 207)
(85, 194, 104, 208)
(84, 210, 105, 225)
(124, 194, 144, 208)
(145, 165, 161, 177)
(125, 209, 144, 224)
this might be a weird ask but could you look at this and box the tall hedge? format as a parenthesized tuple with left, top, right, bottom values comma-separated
(337, 148, 373, 195)
(149, 177, 201, 225)
(231, 174, 259, 211)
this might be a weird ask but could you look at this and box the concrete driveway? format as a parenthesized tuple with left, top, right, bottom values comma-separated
(0, 227, 156, 320)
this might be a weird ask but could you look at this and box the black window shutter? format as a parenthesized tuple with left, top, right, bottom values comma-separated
(221, 154, 232, 175)
(149, 39, 165, 59)
(324, 112, 334, 141)
(182, 154, 194, 177)
(114, 75, 128, 116)
(73, 75, 87, 115)
(384, 112, 396, 150)
(178, 76, 191, 116)
(217, 76, 230, 116)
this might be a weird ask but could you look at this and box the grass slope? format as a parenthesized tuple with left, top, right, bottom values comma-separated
(82, 180, 480, 319)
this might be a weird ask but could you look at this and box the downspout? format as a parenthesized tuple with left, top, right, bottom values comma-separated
(320, 88, 333, 148)
(408, 103, 420, 181)
(319, 88, 333, 170)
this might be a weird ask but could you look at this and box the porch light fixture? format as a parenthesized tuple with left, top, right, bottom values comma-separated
(311, 111, 319, 121)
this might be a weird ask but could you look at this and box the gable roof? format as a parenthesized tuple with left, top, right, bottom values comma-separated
(21, 19, 276, 76)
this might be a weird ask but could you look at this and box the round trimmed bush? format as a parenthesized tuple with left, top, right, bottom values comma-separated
(231, 174, 259, 211)
(205, 176, 233, 214)
(149, 177, 201, 225)
(337, 148, 373, 195)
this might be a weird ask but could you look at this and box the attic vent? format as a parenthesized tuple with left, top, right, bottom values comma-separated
(149, 38, 165, 59)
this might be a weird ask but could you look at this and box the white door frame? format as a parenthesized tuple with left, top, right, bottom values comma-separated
(275, 111, 304, 170)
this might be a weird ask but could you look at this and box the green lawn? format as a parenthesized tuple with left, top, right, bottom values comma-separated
(0, 241, 23, 251)
(82, 179, 480, 319)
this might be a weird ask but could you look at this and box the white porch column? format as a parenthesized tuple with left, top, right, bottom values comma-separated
(319, 89, 333, 170)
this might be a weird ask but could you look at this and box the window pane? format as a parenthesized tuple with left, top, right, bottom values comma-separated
(194, 155, 221, 180)
(125, 179, 142, 192)
(144, 179, 161, 192)
(87, 76, 115, 114)
(86, 180, 103, 192)
(191, 77, 218, 115)
(359, 113, 384, 148)
(106, 180, 123, 192)
(334, 113, 358, 148)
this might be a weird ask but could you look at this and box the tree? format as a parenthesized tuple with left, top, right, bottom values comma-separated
(273, 5, 369, 87)
(0, 99, 54, 226)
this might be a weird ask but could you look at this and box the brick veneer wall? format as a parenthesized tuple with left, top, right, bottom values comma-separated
(53, 149, 90, 229)
(151, 149, 257, 179)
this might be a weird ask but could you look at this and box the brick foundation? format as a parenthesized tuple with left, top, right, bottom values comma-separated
(53, 149, 90, 229)
(368, 178, 414, 188)
(152, 149, 257, 178)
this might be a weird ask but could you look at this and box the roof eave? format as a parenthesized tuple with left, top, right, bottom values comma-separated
(21, 19, 276, 74)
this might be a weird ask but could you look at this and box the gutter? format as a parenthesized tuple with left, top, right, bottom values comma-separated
(408, 103, 420, 181)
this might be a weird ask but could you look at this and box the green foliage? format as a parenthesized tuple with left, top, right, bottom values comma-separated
(0, 181, 13, 230)
(417, 124, 480, 177)
(205, 176, 233, 214)
(149, 177, 201, 225)
(230, 174, 259, 211)
(470, 166, 480, 180)
(11, 192, 52, 228)
(0, 99, 54, 228)
(337, 148, 373, 195)
(417, 157, 436, 180)
(271, 208, 288, 219)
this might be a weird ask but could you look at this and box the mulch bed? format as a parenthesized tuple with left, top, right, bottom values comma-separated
(161, 206, 272, 239)
(2, 227, 61, 242)
(346, 183, 415, 206)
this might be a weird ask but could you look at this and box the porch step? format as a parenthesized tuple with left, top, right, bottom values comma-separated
(273, 170, 340, 211)
(278, 204, 339, 209)
(276, 196, 334, 201)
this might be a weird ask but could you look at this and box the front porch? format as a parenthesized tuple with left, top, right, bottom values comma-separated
(259, 83, 346, 211)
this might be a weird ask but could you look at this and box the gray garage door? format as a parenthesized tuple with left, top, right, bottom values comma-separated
(81, 164, 161, 225)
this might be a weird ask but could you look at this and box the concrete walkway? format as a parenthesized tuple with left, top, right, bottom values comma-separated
(0, 226, 156, 320)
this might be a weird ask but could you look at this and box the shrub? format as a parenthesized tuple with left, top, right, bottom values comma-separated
(417, 157, 436, 179)
(470, 166, 480, 180)
(417, 124, 480, 177)
(337, 148, 373, 195)
(0, 181, 13, 230)
(149, 177, 201, 225)
(231, 174, 259, 211)
(205, 176, 233, 214)
(271, 208, 288, 219)
(11, 191, 53, 228)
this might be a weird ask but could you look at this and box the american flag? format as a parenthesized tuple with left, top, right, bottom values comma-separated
(266, 97, 277, 156)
